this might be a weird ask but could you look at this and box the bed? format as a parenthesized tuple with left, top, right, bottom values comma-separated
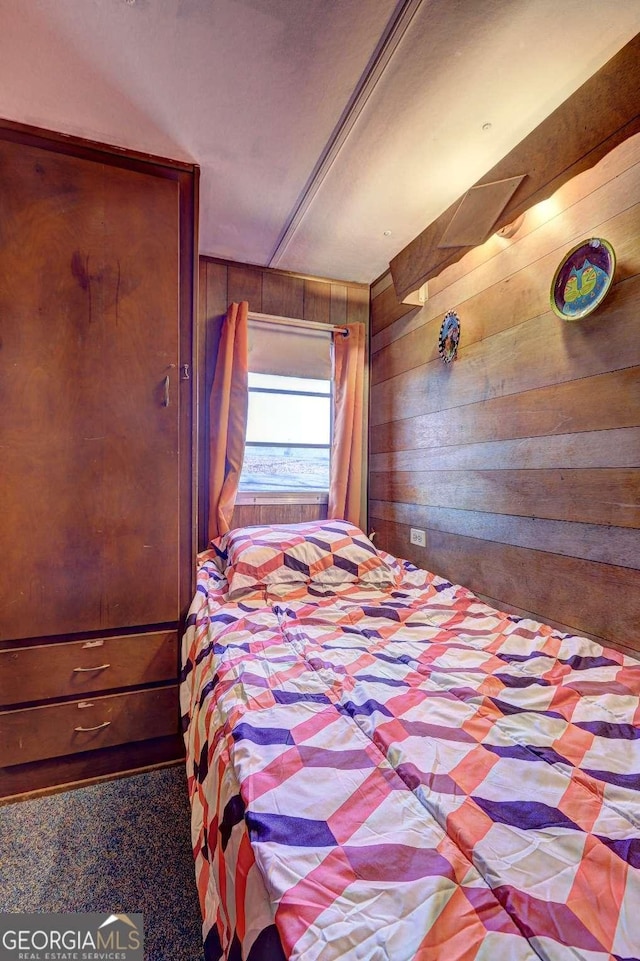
(180, 520, 640, 961)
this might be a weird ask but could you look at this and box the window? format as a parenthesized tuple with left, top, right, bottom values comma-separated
(239, 373, 331, 493)
(237, 318, 333, 503)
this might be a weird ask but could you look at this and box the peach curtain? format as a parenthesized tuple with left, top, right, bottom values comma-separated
(328, 322, 365, 527)
(208, 301, 249, 542)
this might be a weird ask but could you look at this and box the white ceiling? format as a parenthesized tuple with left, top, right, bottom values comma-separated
(1, 0, 638, 284)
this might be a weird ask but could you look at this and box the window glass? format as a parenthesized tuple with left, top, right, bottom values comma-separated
(249, 372, 329, 394)
(246, 392, 330, 446)
(241, 445, 330, 492)
(239, 372, 332, 493)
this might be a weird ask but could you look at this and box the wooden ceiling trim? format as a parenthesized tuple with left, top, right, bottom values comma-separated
(390, 33, 640, 302)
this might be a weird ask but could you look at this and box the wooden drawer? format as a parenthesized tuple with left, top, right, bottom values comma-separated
(0, 685, 179, 767)
(0, 630, 177, 707)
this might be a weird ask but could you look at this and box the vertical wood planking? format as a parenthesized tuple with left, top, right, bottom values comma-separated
(262, 271, 304, 318)
(228, 263, 263, 310)
(346, 284, 371, 530)
(368, 132, 640, 655)
(346, 285, 369, 326)
(304, 278, 332, 324)
(330, 284, 348, 326)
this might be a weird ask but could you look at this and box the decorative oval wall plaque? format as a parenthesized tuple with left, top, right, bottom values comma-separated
(550, 238, 615, 320)
(438, 311, 460, 363)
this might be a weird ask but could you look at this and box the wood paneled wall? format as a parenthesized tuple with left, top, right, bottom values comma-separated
(369, 133, 640, 657)
(198, 257, 369, 546)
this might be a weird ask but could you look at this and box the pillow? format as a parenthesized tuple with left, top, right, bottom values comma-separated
(224, 520, 396, 599)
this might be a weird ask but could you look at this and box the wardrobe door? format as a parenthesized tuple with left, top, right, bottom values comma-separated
(0, 133, 193, 641)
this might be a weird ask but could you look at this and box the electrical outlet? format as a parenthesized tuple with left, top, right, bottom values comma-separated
(410, 528, 426, 547)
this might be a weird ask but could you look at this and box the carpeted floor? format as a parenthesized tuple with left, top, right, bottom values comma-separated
(0, 765, 204, 960)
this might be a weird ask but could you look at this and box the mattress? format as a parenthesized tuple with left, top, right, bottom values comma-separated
(180, 525, 640, 961)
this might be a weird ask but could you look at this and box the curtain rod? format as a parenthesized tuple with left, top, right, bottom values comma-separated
(247, 310, 348, 336)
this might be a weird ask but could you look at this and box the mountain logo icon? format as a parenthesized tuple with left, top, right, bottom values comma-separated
(99, 914, 139, 931)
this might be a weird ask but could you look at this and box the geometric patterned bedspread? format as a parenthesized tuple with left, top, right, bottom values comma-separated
(180, 551, 640, 961)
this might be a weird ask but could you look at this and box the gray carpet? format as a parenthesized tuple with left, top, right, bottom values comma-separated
(0, 765, 204, 960)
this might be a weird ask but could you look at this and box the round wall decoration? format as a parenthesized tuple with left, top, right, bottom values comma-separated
(551, 238, 615, 320)
(438, 311, 460, 364)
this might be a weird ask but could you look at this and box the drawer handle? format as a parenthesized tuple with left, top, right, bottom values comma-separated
(74, 720, 112, 733)
(73, 663, 111, 673)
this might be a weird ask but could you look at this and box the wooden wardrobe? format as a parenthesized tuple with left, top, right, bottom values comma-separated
(0, 121, 198, 798)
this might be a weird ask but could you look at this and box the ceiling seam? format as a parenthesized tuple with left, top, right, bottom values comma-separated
(267, 0, 425, 270)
